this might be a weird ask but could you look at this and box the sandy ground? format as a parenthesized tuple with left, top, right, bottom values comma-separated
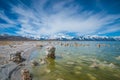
(0, 41, 43, 80)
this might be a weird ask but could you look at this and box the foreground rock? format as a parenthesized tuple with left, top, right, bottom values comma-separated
(90, 62, 99, 68)
(21, 69, 32, 80)
(46, 46, 56, 59)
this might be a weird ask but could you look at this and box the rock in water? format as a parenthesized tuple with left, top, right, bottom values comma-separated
(56, 78, 64, 80)
(45, 69, 51, 73)
(39, 58, 46, 64)
(74, 66, 82, 70)
(115, 56, 120, 60)
(66, 61, 75, 65)
(90, 62, 99, 68)
(87, 73, 96, 80)
(46, 46, 56, 59)
(74, 71, 81, 74)
(30, 60, 38, 66)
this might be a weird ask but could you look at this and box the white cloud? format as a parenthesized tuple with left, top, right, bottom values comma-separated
(98, 24, 120, 34)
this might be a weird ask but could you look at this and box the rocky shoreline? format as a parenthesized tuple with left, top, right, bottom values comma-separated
(0, 41, 42, 80)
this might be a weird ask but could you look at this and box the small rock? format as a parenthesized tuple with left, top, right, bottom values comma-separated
(39, 58, 46, 64)
(45, 69, 51, 73)
(90, 62, 99, 68)
(87, 73, 96, 80)
(74, 66, 82, 70)
(108, 63, 116, 68)
(56, 78, 64, 80)
(115, 56, 120, 60)
(74, 71, 81, 74)
(31, 60, 38, 66)
(66, 62, 75, 65)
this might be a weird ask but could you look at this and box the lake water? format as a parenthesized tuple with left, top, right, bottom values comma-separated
(30, 41, 120, 80)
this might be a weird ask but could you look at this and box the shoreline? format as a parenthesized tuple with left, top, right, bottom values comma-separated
(0, 41, 40, 80)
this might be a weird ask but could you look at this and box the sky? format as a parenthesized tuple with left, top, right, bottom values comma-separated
(0, 0, 120, 37)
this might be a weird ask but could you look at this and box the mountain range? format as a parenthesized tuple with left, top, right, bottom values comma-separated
(0, 34, 120, 41)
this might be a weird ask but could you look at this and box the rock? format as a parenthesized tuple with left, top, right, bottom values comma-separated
(10, 51, 22, 63)
(56, 78, 64, 80)
(87, 73, 96, 80)
(97, 44, 101, 48)
(115, 56, 120, 60)
(30, 60, 38, 66)
(39, 58, 46, 64)
(4, 60, 8, 64)
(74, 66, 82, 74)
(74, 71, 81, 74)
(66, 61, 75, 65)
(108, 63, 116, 68)
(36, 44, 43, 47)
(21, 69, 32, 80)
(74, 66, 82, 70)
(46, 46, 56, 59)
(45, 69, 51, 73)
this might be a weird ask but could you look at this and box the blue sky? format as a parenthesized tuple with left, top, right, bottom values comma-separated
(0, 0, 120, 37)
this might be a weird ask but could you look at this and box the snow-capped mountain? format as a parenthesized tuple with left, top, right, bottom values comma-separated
(0, 34, 120, 41)
(30, 34, 120, 41)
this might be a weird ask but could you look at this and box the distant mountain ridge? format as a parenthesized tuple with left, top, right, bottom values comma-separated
(0, 34, 34, 41)
(0, 34, 120, 41)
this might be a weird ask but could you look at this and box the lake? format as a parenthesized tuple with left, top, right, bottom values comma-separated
(29, 41, 120, 80)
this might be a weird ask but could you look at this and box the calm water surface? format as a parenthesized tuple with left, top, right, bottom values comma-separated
(30, 41, 120, 80)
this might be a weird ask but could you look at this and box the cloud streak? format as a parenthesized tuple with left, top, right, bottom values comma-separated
(0, 10, 18, 28)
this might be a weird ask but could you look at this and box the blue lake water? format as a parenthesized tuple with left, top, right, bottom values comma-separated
(30, 41, 120, 80)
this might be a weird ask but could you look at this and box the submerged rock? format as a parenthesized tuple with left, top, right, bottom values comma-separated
(74, 66, 82, 74)
(10, 51, 23, 63)
(108, 63, 116, 68)
(66, 61, 75, 65)
(45, 69, 51, 73)
(115, 56, 120, 60)
(87, 73, 96, 80)
(39, 58, 46, 64)
(74, 71, 81, 74)
(74, 66, 82, 70)
(90, 62, 99, 68)
(56, 78, 64, 80)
